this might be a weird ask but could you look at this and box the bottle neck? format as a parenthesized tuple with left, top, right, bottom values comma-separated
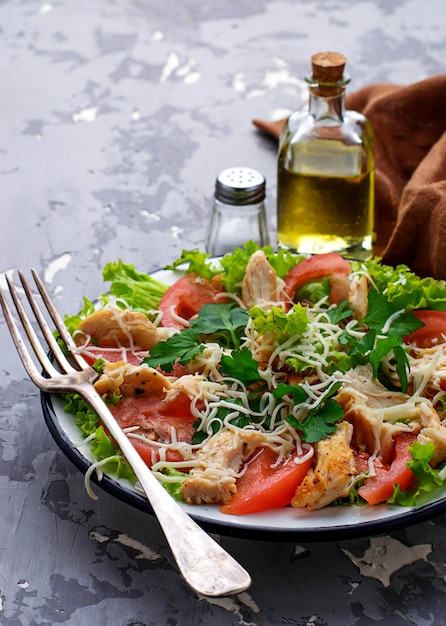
(308, 86, 346, 123)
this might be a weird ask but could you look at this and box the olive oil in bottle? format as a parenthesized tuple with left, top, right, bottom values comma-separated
(277, 52, 375, 259)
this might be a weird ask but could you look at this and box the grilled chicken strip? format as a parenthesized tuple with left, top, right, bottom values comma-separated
(94, 361, 171, 397)
(291, 421, 357, 511)
(78, 308, 172, 350)
(180, 429, 266, 505)
(336, 365, 416, 462)
(415, 401, 446, 466)
(241, 250, 286, 309)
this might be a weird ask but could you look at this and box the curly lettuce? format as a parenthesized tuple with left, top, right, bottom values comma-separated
(353, 257, 446, 311)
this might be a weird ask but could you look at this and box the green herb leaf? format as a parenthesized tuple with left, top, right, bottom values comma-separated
(216, 399, 253, 429)
(278, 381, 343, 442)
(273, 383, 308, 404)
(363, 288, 424, 336)
(386, 344, 410, 393)
(190, 303, 249, 348)
(143, 328, 205, 372)
(326, 300, 354, 325)
(341, 321, 411, 391)
(144, 303, 249, 372)
(368, 336, 404, 378)
(296, 399, 344, 443)
(219, 347, 263, 387)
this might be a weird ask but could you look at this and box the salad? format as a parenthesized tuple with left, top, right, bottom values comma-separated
(63, 242, 446, 516)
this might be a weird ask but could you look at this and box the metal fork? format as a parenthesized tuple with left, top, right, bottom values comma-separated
(0, 269, 251, 597)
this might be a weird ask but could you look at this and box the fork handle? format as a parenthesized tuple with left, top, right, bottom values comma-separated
(78, 385, 251, 597)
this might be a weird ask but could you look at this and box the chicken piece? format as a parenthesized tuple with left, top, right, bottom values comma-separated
(416, 402, 446, 466)
(329, 272, 369, 319)
(241, 250, 285, 309)
(407, 343, 446, 399)
(251, 331, 277, 370)
(180, 429, 266, 505)
(418, 427, 446, 466)
(94, 361, 171, 397)
(166, 374, 206, 400)
(348, 274, 369, 320)
(336, 366, 412, 461)
(77, 308, 162, 350)
(291, 421, 357, 510)
(337, 365, 410, 411)
(335, 365, 423, 462)
(337, 364, 446, 465)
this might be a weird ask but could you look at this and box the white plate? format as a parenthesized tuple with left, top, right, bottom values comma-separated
(41, 266, 446, 540)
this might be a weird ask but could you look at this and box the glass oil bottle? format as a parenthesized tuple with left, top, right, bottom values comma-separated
(277, 51, 375, 259)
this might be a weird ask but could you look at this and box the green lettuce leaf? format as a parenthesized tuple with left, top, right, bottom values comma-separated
(390, 441, 446, 506)
(102, 260, 168, 312)
(250, 304, 309, 341)
(161, 468, 188, 499)
(164, 249, 219, 281)
(295, 277, 331, 305)
(63, 393, 135, 481)
(63, 296, 98, 336)
(357, 257, 446, 312)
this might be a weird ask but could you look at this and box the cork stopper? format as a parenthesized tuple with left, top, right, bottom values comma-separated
(310, 52, 347, 96)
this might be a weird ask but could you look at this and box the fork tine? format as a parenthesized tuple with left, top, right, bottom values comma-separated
(0, 275, 58, 385)
(30, 269, 91, 372)
(16, 271, 78, 376)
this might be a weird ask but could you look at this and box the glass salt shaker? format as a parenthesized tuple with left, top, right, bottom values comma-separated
(205, 167, 270, 256)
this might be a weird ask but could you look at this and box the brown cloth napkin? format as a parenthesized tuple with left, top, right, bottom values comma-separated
(253, 75, 446, 280)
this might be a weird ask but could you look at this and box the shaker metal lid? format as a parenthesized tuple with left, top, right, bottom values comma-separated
(215, 167, 266, 205)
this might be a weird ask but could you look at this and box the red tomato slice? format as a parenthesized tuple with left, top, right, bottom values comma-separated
(81, 346, 145, 366)
(404, 310, 446, 348)
(354, 450, 372, 474)
(159, 273, 226, 329)
(130, 438, 187, 466)
(284, 253, 351, 301)
(220, 446, 313, 516)
(109, 392, 196, 467)
(358, 432, 416, 505)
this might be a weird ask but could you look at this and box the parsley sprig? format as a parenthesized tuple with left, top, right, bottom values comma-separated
(143, 303, 249, 372)
(340, 288, 424, 392)
(274, 381, 343, 442)
(219, 346, 265, 387)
